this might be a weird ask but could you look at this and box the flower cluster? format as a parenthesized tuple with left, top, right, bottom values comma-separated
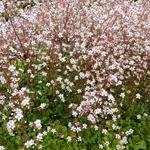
(0, 0, 149, 149)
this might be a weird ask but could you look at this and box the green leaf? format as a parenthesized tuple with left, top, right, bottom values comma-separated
(135, 140, 146, 150)
(15, 136, 22, 145)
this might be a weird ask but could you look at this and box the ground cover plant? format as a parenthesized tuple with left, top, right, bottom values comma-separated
(0, 0, 150, 149)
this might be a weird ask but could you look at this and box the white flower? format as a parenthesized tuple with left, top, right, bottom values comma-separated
(76, 127, 81, 133)
(94, 125, 99, 131)
(56, 90, 60, 95)
(87, 114, 96, 124)
(104, 141, 110, 147)
(120, 92, 125, 98)
(108, 94, 115, 102)
(100, 89, 108, 96)
(0, 146, 5, 150)
(136, 93, 141, 99)
(68, 122, 72, 128)
(0, 1, 4, 13)
(38, 91, 42, 95)
(39, 103, 46, 109)
(94, 108, 102, 115)
(0, 96, 5, 105)
(21, 97, 30, 107)
(83, 124, 87, 129)
(72, 111, 78, 117)
(26, 58, 31, 62)
(36, 133, 43, 141)
(43, 131, 48, 136)
(109, 74, 118, 83)
(116, 134, 121, 139)
(74, 76, 78, 80)
(77, 136, 82, 142)
(27, 69, 32, 74)
(7, 120, 15, 133)
(79, 72, 85, 79)
(8, 65, 16, 72)
(34, 119, 42, 129)
(58, 32, 63, 38)
(116, 145, 121, 150)
(14, 108, 23, 121)
(47, 126, 51, 132)
(137, 115, 141, 119)
(112, 115, 117, 122)
(121, 136, 128, 144)
(125, 129, 134, 136)
(58, 94, 65, 102)
(30, 74, 35, 78)
(46, 83, 50, 87)
(38, 145, 43, 149)
(51, 128, 56, 134)
(99, 144, 103, 149)
(24, 139, 35, 148)
(66, 136, 72, 142)
(102, 129, 108, 135)
(112, 124, 117, 130)
(0, 76, 6, 84)
(77, 89, 82, 93)
(41, 71, 47, 76)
